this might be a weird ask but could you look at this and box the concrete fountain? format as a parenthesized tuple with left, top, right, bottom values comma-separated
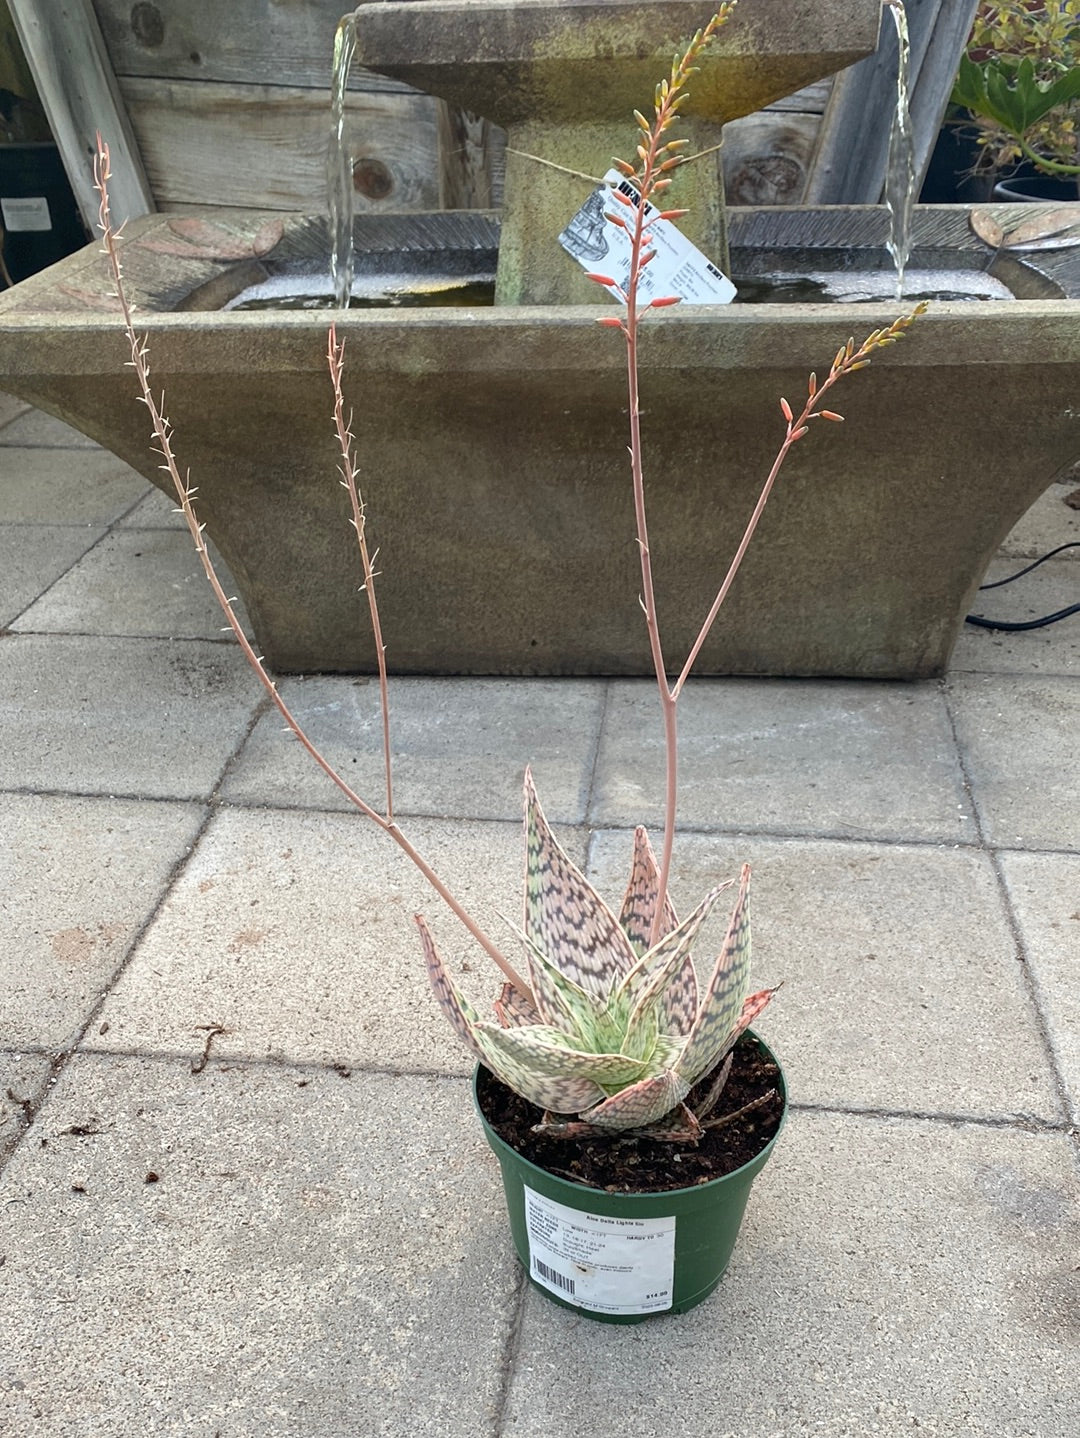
(0, 0, 1078, 678)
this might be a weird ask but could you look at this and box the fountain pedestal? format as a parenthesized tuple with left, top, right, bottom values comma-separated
(349, 0, 885, 303)
(1, 6, 1078, 678)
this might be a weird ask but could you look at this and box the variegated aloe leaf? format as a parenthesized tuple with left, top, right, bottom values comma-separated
(494, 981, 541, 1029)
(618, 826, 679, 955)
(523, 767, 635, 1001)
(677, 864, 752, 1087)
(615, 879, 735, 1040)
(474, 1020, 650, 1088)
(415, 914, 487, 1066)
(471, 1023, 609, 1114)
(580, 1068, 692, 1131)
(510, 921, 607, 1045)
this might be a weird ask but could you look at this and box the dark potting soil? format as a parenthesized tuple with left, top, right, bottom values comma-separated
(476, 1035, 784, 1194)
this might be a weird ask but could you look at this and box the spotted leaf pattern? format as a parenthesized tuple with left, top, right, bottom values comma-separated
(523, 768, 636, 1001)
(580, 1069, 692, 1130)
(418, 779, 775, 1139)
(677, 864, 752, 1086)
(415, 914, 487, 1066)
(618, 826, 679, 955)
(494, 981, 541, 1029)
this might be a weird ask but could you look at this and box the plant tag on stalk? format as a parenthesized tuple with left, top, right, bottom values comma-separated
(559, 169, 736, 305)
(523, 1184, 676, 1316)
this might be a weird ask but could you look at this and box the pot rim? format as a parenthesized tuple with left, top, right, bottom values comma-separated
(472, 1027, 787, 1202)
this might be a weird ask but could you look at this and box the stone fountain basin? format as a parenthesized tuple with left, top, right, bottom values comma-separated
(1, 204, 1078, 678)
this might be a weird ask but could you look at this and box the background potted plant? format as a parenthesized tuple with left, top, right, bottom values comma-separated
(950, 0, 1080, 200)
(92, 5, 922, 1323)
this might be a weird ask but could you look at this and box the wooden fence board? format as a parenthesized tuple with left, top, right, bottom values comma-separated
(805, 0, 979, 203)
(93, 0, 419, 95)
(7, 0, 153, 227)
(120, 76, 443, 212)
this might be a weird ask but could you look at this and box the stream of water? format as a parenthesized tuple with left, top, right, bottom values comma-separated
(328, 14, 357, 309)
(884, 0, 915, 299)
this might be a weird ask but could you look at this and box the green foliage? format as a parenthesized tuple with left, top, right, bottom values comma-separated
(952, 2, 1080, 176)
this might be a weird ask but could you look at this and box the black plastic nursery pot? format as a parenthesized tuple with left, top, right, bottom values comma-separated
(474, 1032, 787, 1324)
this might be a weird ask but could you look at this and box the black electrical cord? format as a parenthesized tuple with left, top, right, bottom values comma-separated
(965, 542, 1080, 632)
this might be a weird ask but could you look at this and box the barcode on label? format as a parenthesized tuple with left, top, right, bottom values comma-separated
(533, 1258, 576, 1296)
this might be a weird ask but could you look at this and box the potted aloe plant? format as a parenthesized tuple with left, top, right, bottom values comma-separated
(92, 4, 922, 1322)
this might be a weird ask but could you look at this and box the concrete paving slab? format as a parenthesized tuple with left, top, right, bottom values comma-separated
(94, 807, 580, 1072)
(0, 392, 30, 431)
(504, 1111, 1080, 1438)
(0, 523, 105, 627)
(0, 408, 101, 448)
(999, 480, 1080, 560)
(947, 674, 1080, 850)
(13, 527, 247, 643)
(951, 558, 1080, 676)
(0, 794, 204, 1050)
(998, 851, 1080, 1125)
(0, 634, 262, 800)
(114, 486, 187, 529)
(0, 1053, 53, 1162)
(222, 676, 607, 823)
(0, 1055, 516, 1436)
(0, 446, 148, 524)
(588, 830, 1061, 1121)
(591, 679, 975, 844)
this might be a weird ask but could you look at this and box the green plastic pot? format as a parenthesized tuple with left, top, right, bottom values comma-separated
(474, 1031, 787, 1324)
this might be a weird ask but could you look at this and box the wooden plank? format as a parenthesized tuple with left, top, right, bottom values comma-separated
(721, 112, 821, 206)
(92, 0, 418, 95)
(762, 79, 832, 116)
(437, 108, 506, 210)
(805, 0, 980, 204)
(7, 0, 153, 227)
(120, 77, 443, 212)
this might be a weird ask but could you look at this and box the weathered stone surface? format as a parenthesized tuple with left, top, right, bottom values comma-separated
(2, 211, 1078, 677)
(503, 1112, 1080, 1437)
(0, 634, 261, 799)
(0, 1053, 53, 1162)
(14, 528, 246, 642)
(0, 523, 104, 627)
(349, 0, 884, 126)
(0, 794, 203, 1051)
(591, 678, 975, 843)
(948, 674, 1080, 849)
(0, 445, 147, 524)
(998, 850, 1080, 1124)
(0, 1056, 516, 1436)
(93, 808, 577, 1072)
(221, 674, 606, 822)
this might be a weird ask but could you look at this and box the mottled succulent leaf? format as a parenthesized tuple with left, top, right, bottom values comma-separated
(712, 985, 778, 1063)
(475, 1020, 650, 1088)
(618, 825, 679, 955)
(494, 981, 542, 1029)
(615, 880, 733, 1037)
(632, 1102, 703, 1142)
(677, 864, 752, 1086)
(579, 1068, 691, 1131)
(510, 921, 604, 1044)
(415, 914, 487, 1065)
(523, 768, 636, 1000)
(690, 1051, 733, 1121)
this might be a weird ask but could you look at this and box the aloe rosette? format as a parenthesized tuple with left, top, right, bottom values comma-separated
(416, 769, 775, 1140)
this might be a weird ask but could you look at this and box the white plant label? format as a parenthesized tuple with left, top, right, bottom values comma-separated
(523, 1184, 676, 1316)
(558, 168, 736, 306)
(1, 196, 51, 233)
